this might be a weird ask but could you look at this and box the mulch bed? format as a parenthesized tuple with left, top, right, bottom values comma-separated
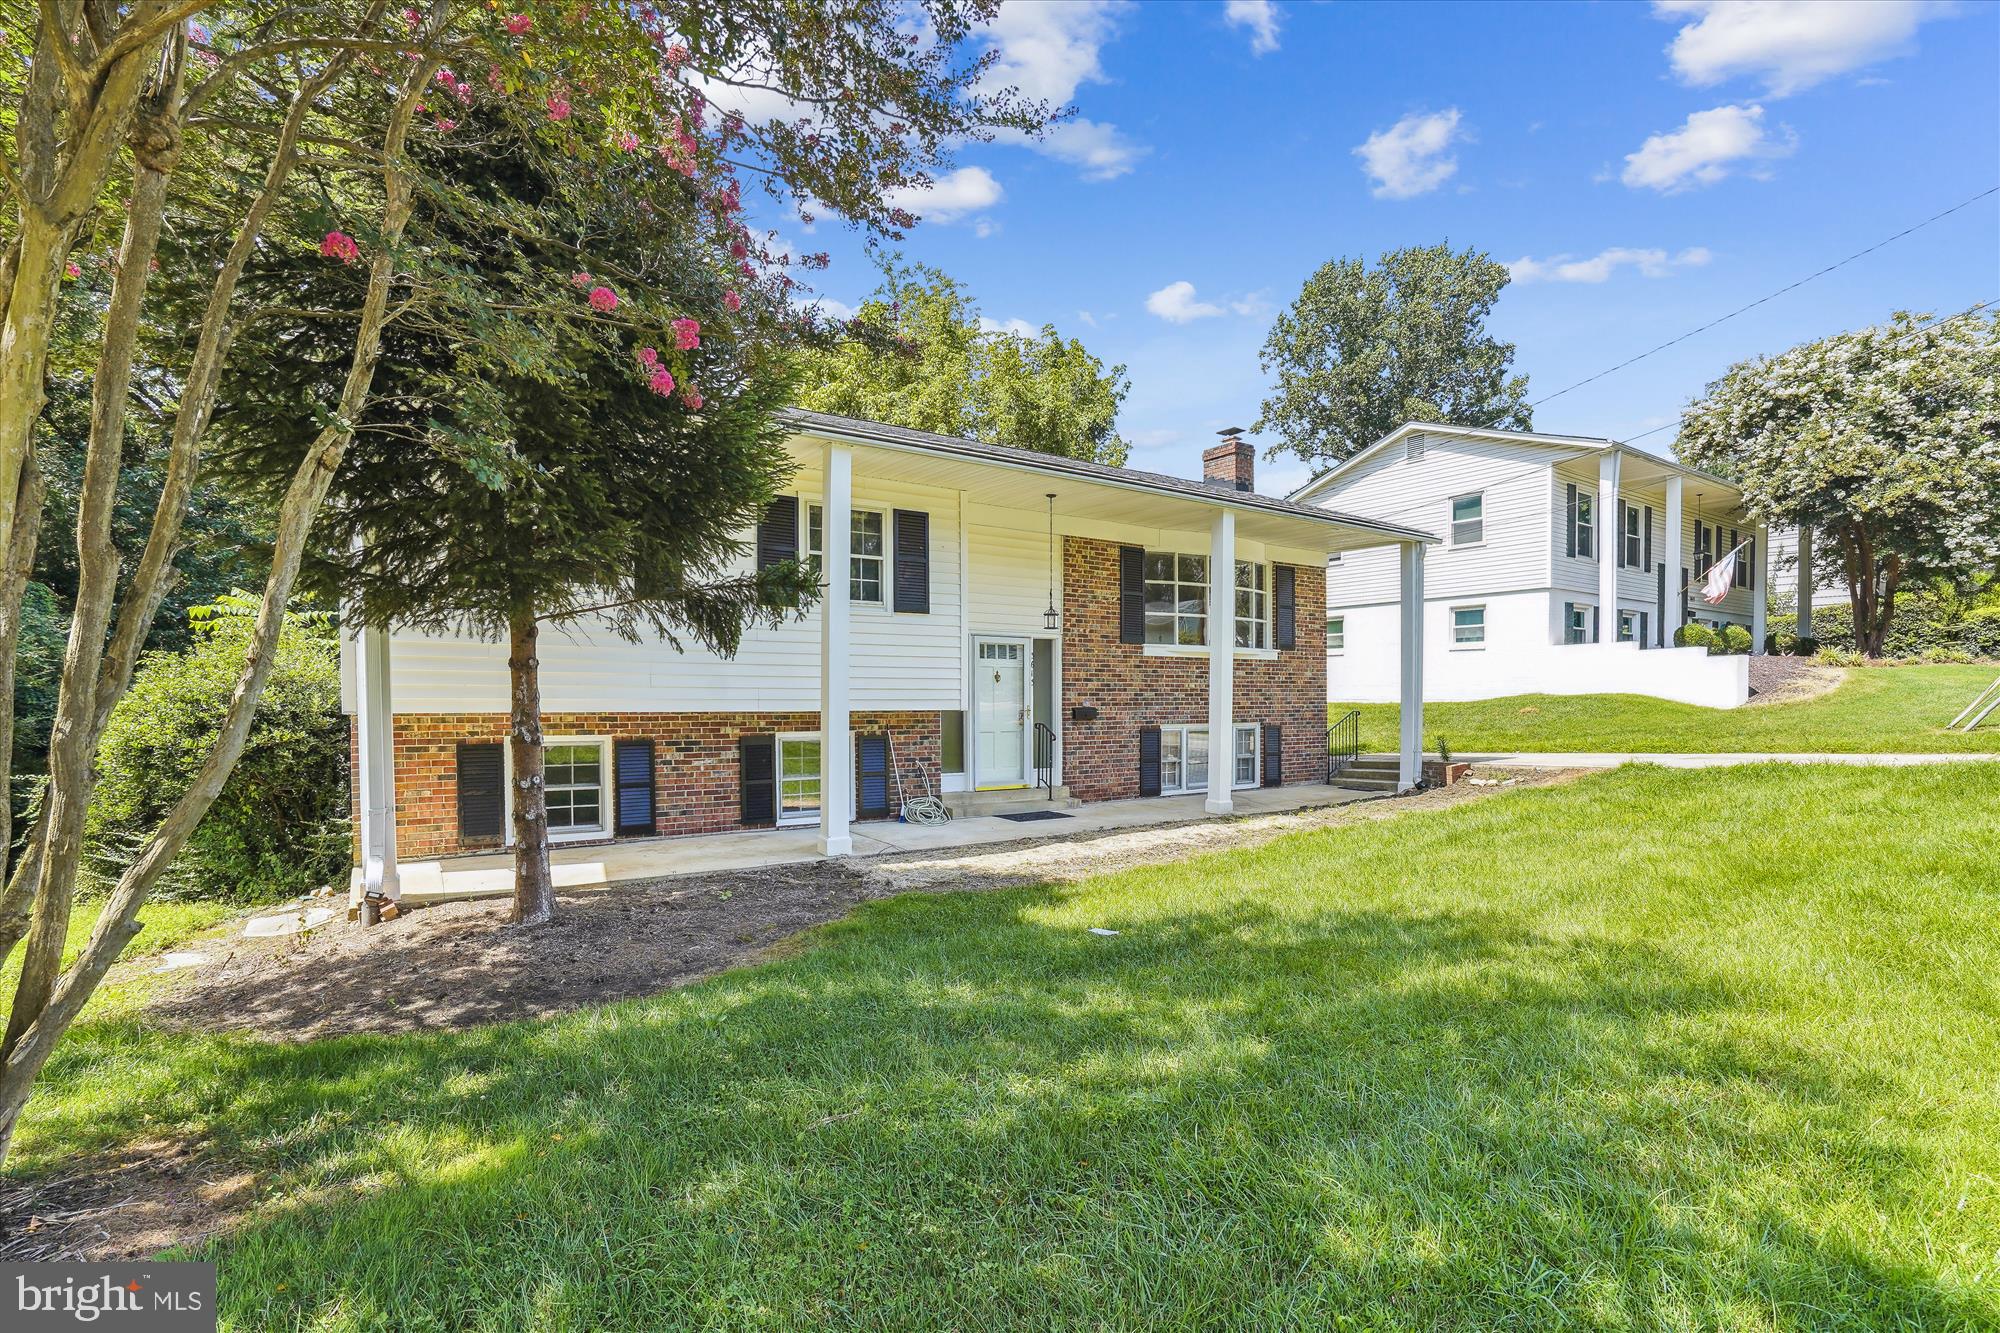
(1747, 655, 1844, 703)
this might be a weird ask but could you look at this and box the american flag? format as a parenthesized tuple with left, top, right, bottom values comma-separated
(1702, 543, 1743, 605)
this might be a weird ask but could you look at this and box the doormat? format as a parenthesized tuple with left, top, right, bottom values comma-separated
(997, 809, 1075, 822)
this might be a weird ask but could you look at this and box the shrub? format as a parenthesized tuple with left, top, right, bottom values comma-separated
(1767, 575, 2000, 659)
(1674, 623, 1719, 652)
(88, 593, 349, 903)
(1720, 624, 1753, 655)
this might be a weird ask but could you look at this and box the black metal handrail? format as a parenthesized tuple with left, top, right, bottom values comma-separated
(1327, 710, 1360, 781)
(1033, 722, 1058, 798)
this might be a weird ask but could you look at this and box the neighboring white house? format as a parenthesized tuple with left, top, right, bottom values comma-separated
(1289, 422, 1768, 709)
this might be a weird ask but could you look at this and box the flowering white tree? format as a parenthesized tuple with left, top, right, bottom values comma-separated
(1677, 310, 2000, 657)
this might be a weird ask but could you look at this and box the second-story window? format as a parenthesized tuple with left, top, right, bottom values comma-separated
(1623, 504, 1643, 568)
(1144, 552, 1208, 645)
(1234, 561, 1269, 649)
(1450, 493, 1484, 545)
(806, 504, 887, 603)
(1575, 492, 1595, 559)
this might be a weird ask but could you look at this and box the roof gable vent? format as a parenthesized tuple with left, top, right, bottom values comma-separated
(1405, 434, 1427, 463)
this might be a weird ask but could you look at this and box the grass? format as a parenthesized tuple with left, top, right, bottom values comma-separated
(1340, 662, 2000, 755)
(15, 764, 2000, 1329)
(0, 897, 237, 1024)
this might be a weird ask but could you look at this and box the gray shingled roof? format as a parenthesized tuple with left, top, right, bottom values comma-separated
(779, 408, 1437, 544)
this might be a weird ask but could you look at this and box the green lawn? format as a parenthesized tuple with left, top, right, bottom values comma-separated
(16, 764, 2000, 1329)
(1340, 662, 2000, 755)
(0, 897, 237, 1024)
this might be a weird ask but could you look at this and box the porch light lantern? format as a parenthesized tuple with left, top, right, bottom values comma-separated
(1043, 492, 1060, 631)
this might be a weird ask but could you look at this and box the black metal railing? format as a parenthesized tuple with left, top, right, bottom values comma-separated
(1327, 710, 1360, 781)
(1033, 722, 1058, 798)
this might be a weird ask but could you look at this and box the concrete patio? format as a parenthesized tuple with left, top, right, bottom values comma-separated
(359, 781, 1382, 910)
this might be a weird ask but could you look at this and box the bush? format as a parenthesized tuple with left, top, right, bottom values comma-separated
(1720, 624, 1753, 655)
(1674, 623, 1719, 652)
(89, 593, 349, 903)
(1767, 575, 2000, 659)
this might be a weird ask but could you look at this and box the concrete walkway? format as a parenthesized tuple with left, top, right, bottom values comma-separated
(368, 782, 1379, 908)
(1464, 751, 2000, 769)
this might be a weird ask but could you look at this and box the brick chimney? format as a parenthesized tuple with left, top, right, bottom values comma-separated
(1203, 427, 1255, 492)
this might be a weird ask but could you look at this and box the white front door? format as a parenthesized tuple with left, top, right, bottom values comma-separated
(973, 638, 1030, 788)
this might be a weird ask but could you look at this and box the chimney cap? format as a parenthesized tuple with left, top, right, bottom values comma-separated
(1217, 425, 1246, 438)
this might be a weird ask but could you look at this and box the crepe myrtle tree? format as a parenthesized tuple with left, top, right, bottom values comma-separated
(0, 0, 1055, 1165)
(1677, 309, 2000, 659)
(1256, 242, 1531, 468)
(214, 111, 817, 926)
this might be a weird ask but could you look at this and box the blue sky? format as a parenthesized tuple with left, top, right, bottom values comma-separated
(735, 1, 2000, 497)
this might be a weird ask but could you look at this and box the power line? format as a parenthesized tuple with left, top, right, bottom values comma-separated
(1532, 185, 2000, 409)
(1617, 296, 2000, 448)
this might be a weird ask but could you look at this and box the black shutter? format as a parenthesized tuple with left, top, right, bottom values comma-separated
(1262, 723, 1282, 788)
(1614, 503, 1625, 568)
(455, 742, 504, 842)
(856, 734, 890, 818)
(757, 496, 799, 606)
(1566, 483, 1578, 558)
(1592, 606, 1601, 644)
(1563, 601, 1575, 644)
(892, 509, 930, 613)
(1274, 565, 1296, 649)
(1118, 545, 1146, 644)
(1137, 725, 1162, 797)
(739, 735, 776, 825)
(1643, 505, 1654, 572)
(614, 739, 655, 836)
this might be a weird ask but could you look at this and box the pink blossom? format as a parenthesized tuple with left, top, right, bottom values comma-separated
(319, 231, 360, 264)
(434, 117, 457, 133)
(504, 13, 531, 35)
(637, 346, 659, 368)
(729, 239, 748, 260)
(723, 290, 742, 313)
(681, 388, 704, 410)
(63, 260, 80, 279)
(571, 271, 592, 287)
(672, 318, 700, 351)
(587, 285, 618, 312)
(616, 132, 640, 152)
(546, 93, 571, 121)
(663, 43, 689, 70)
(435, 66, 455, 86)
(648, 367, 676, 396)
(740, 260, 756, 278)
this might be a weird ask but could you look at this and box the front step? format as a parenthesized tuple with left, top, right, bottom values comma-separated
(944, 785, 1078, 818)
(1330, 756, 1403, 791)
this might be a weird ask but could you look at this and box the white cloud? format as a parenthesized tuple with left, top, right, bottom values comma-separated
(1076, 310, 1097, 328)
(979, 2, 1145, 181)
(1354, 108, 1465, 200)
(1656, 0, 1950, 97)
(1225, 0, 1282, 55)
(1620, 104, 1794, 192)
(973, 218, 1000, 239)
(1507, 246, 1713, 284)
(883, 165, 1003, 224)
(1229, 291, 1273, 318)
(978, 315, 1039, 338)
(1146, 281, 1225, 324)
(795, 294, 857, 324)
(1036, 117, 1148, 180)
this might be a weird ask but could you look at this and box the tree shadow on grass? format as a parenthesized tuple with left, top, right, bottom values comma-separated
(22, 886, 1996, 1330)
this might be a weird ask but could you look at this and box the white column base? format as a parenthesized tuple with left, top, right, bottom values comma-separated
(818, 833, 852, 857)
(1204, 796, 1234, 816)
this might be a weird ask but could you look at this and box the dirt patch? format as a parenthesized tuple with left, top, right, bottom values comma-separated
(0, 1140, 257, 1263)
(138, 768, 1577, 1044)
(1747, 656, 1844, 705)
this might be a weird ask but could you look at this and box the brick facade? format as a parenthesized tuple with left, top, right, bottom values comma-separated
(381, 709, 939, 861)
(1059, 536, 1327, 802)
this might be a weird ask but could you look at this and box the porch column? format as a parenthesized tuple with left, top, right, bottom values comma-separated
(1597, 448, 1621, 641)
(1205, 510, 1236, 815)
(1752, 522, 1769, 653)
(354, 622, 400, 907)
(1664, 475, 1684, 643)
(1397, 541, 1425, 790)
(819, 441, 853, 856)
(1795, 525, 1814, 643)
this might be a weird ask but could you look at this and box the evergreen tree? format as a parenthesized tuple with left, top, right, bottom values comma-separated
(216, 116, 813, 925)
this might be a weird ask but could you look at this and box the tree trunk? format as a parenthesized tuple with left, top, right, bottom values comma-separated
(507, 606, 554, 926)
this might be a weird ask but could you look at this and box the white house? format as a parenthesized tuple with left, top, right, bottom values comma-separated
(344, 411, 1435, 904)
(1288, 422, 1768, 709)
